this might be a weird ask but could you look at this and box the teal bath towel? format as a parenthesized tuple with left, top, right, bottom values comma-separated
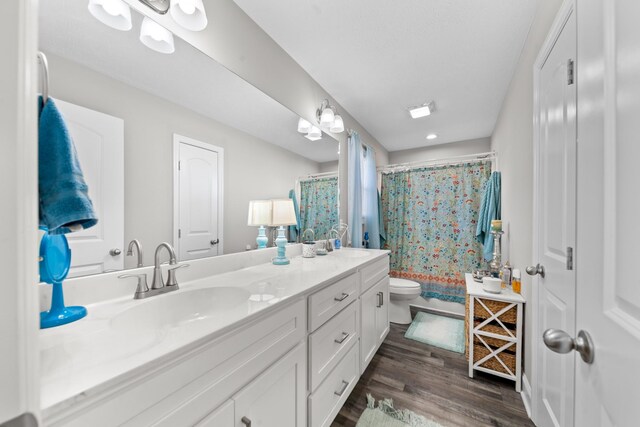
(476, 171, 501, 261)
(39, 97, 97, 234)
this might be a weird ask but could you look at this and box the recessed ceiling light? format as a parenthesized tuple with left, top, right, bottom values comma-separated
(408, 102, 434, 119)
(426, 133, 438, 140)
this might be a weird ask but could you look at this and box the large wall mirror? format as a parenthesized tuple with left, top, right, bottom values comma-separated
(39, 0, 339, 277)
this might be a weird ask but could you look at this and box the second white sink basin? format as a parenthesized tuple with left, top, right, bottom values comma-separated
(110, 287, 251, 333)
(332, 249, 371, 258)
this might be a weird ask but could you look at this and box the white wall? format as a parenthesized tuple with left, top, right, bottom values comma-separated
(490, 0, 563, 376)
(47, 54, 320, 266)
(388, 137, 491, 165)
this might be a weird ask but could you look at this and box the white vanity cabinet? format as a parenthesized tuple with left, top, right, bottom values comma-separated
(197, 343, 307, 427)
(359, 257, 390, 373)
(43, 251, 391, 427)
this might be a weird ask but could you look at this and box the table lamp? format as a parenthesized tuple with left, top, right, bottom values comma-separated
(248, 200, 273, 249)
(270, 199, 297, 265)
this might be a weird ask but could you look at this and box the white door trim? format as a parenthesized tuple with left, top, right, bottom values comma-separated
(172, 134, 224, 257)
(531, 0, 575, 424)
(0, 0, 40, 423)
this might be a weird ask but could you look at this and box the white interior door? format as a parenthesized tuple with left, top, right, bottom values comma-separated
(533, 5, 576, 427)
(55, 99, 124, 277)
(174, 135, 223, 261)
(574, 1, 640, 425)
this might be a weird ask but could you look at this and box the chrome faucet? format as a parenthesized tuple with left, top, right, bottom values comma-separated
(152, 242, 177, 290)
(119, 242, 188, 299)
(126, 239, 144, 268)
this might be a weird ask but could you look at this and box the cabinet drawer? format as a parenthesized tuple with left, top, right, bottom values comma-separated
(309, 300, 359, 391)
(308, 273, 358, 331)
(360, 257, 389, 294)
(308, 343, 360, 427)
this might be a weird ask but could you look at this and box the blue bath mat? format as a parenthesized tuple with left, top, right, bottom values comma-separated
(404, 312, 465, 353)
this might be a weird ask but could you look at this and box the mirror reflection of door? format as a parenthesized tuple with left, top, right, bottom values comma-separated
(173, 134, 224, 261)
(55, 99, 124, 277)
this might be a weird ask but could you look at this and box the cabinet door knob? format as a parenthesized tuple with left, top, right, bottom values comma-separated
(241, 416, 252, 427)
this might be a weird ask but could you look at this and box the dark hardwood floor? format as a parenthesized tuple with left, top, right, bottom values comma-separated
(332, 309, 534, 427)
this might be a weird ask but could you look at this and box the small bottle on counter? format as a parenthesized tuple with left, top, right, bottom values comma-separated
(502, 261, 512, 290)
(512, 269, 522, 294)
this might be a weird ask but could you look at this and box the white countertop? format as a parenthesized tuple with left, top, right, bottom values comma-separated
(39, 248, 388, 416)
(465, 273, 525, 303)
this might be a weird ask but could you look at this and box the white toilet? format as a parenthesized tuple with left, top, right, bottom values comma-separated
(389, 278, 422, 324)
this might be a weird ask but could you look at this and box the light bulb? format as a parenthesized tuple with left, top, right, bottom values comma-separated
(171, 0, 208, 31)
(330, 114, 344, 133)
(140, 17, 175, 54)
(320, 107, 335, 126)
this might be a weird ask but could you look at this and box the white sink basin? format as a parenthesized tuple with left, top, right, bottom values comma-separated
(332, 249, 372, 258)
(110, 287, 251, 333)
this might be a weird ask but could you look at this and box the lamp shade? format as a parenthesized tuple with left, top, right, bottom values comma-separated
(307, 125, 322, 139)
(297, 117, 312, 133)
(320, 107, 335, 126)
(88, 0, 132, 31)
(140, 17, 175, 54)
(170, 0, 208, 31)
(330, 114, 344, 133)
(270, 199, 297, 226)
(247, 200, 272, 226)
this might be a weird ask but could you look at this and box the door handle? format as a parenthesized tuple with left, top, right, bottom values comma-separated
(377, 291, 384, 307)
(241, 416, 251, 427)
(334, 292, 349, 302)
(543, 329, 595, 364)
(109, 248, 122, 256)
(334, 380, 349, 396)
(210, 239, 219, 246)
(334, 332, 350, 344)
(526, 263, 545, 278)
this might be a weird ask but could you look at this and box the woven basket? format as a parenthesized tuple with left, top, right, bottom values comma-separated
(472, 341, 516, 375)
(465, 295, 517, 359)
(473, 298, 517, 324)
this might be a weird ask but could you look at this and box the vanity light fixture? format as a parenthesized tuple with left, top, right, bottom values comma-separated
(408, 101, 435, 119)
(315, 99, 346, 133)
(426, 133, 438, 140)
(170, 0, 208, 31)
(139, 17, 175, 54)
(88, 0, 132, 31)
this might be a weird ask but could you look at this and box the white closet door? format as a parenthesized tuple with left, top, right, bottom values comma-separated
(574, 0, 640, 425)
(56, 99, 124, 277)
(175, 136, 223, 261)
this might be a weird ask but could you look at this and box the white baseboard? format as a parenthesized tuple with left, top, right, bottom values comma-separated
(521, 373, 532, 419)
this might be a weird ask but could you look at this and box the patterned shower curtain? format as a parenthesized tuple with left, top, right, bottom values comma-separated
(381, 161, 491, 304)
(300, 177, 339, 240)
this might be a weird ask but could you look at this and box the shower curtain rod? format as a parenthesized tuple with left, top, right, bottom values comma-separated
(378, 151, 497, 173)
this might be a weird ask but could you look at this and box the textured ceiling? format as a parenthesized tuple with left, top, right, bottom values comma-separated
(234, 0, 539, 151)
(38, 0, 339, 163)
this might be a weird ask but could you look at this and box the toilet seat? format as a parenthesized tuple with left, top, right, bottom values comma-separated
(390, 278, 421, 295)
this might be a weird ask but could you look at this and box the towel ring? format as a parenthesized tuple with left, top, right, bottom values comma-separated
(37, 51, 49, 105)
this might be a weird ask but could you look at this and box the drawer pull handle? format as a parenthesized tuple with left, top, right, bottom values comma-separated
(377, 291, 384, 307)
(241, 416, 252, 427)
(334, 380, 349, 396)
(334, 332, 350, 344)
(334, 292, 349, 302)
